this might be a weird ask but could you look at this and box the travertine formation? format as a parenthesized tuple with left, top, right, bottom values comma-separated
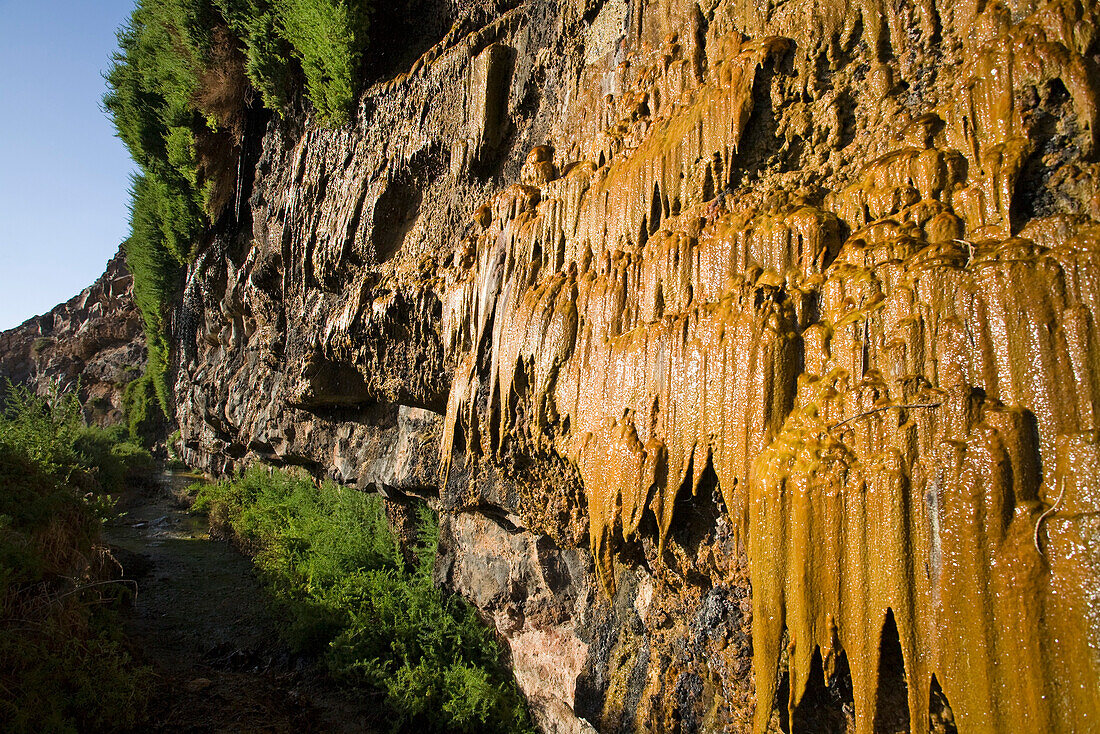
(171, 0, 1100, 731)
(0, 248, 145, 425)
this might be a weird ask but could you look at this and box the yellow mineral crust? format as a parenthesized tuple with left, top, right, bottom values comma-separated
(440, 0, 1100, 730)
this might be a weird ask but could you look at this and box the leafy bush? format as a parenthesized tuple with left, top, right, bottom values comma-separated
(193, 468, 533, 733)
(238, 8, 297, 112)
(277, 0, 370, 123)
(0, 383, 153, 732)
(74, 425, 158, 493)
(0, 383, 83, 475)
(121, 371, 167, 445)
(106, 0, 211, 414)
(213, 0, 372, 123)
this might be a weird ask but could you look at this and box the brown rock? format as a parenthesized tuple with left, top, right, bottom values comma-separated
(168, 0, 1100, 731)
(0, 246, 145, 427)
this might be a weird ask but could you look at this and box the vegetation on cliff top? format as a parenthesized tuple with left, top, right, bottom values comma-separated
(193, 468, 535, 733)
(0, 383, 154, 732)
(105, 0, 374, 417)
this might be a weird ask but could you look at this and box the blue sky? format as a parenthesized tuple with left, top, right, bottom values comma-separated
(0, 0, 138, 331)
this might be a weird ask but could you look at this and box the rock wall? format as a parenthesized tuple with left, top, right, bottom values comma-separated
(0, 247, 145, 425)
(173, 0, 1100, 731)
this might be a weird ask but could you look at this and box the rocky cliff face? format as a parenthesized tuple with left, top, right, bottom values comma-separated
(172, 0, 1100, 731)
(0, 248, 145, 425)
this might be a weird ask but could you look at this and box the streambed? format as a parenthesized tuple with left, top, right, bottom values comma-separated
(105, 472, 378, 733)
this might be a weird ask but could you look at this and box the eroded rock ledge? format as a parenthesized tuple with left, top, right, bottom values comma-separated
(173, 0, 1100, 731)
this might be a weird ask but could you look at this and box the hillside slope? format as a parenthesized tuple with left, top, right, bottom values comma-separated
(0, 247, 145, 426)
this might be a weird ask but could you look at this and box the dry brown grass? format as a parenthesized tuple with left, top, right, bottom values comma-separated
(194, 26, 251, 140)
(193, 25, 252, 220)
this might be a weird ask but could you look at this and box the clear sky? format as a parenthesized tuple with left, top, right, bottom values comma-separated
(0, 0, 138, 331)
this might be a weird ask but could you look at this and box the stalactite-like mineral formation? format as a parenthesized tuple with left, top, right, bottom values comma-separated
(174, 0, 1099, 730)
(439, 1, 1100, 731)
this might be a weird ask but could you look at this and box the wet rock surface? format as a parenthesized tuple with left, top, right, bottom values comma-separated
(169, 0, 1100, 732)
(106, 474, 379, 733)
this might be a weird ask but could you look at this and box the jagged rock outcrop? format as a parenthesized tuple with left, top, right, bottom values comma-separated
(0, 248, 145, 424)
(172, 0, 1100, 732)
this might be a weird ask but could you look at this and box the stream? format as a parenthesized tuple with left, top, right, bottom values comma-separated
(105, 472, 380, 733)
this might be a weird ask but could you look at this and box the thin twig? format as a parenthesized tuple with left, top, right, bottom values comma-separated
(48, 579, 139, 604)
(829, 402, 942, 431)
(1034, 478, 1067, 556)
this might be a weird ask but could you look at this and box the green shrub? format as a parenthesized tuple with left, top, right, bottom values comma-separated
(0, 382, 154, 526)
(0, 616, 151, 734)
(0, 383, 153, 732)
(74, 425, 157, 493)
(106, 0, 209, 413)
(245, 10, 297, 111)
(277, 0, 370, 124)
(194, 468, 534, 733)
(0, 382, 82, 475)
(121, 371, 167, 445)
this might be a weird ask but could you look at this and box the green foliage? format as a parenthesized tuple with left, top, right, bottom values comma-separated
(106, 0, 374, 408)
(121, 370, 168, 445)
(74, 425, 158, 494)
(244, 10, 297, 111)
(212, 0, 372, 122)
(211, 1, 293, 113)
(105, 2, 213, 260)
(0, 383, 83, 475)
(193, 468, 534, 733)
(105, 0, 211, 412)
(122, 175, 180, 418)
(0, 615, 151, 734)
(276, 0, 370, 124)
(0, 383, 153, 732)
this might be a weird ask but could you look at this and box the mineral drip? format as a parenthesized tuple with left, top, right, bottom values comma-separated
(441, 0, 1100, 731)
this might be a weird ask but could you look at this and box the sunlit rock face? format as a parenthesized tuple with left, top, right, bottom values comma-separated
(0, 248, 145, 425)
(174, 0, 1100, 731)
